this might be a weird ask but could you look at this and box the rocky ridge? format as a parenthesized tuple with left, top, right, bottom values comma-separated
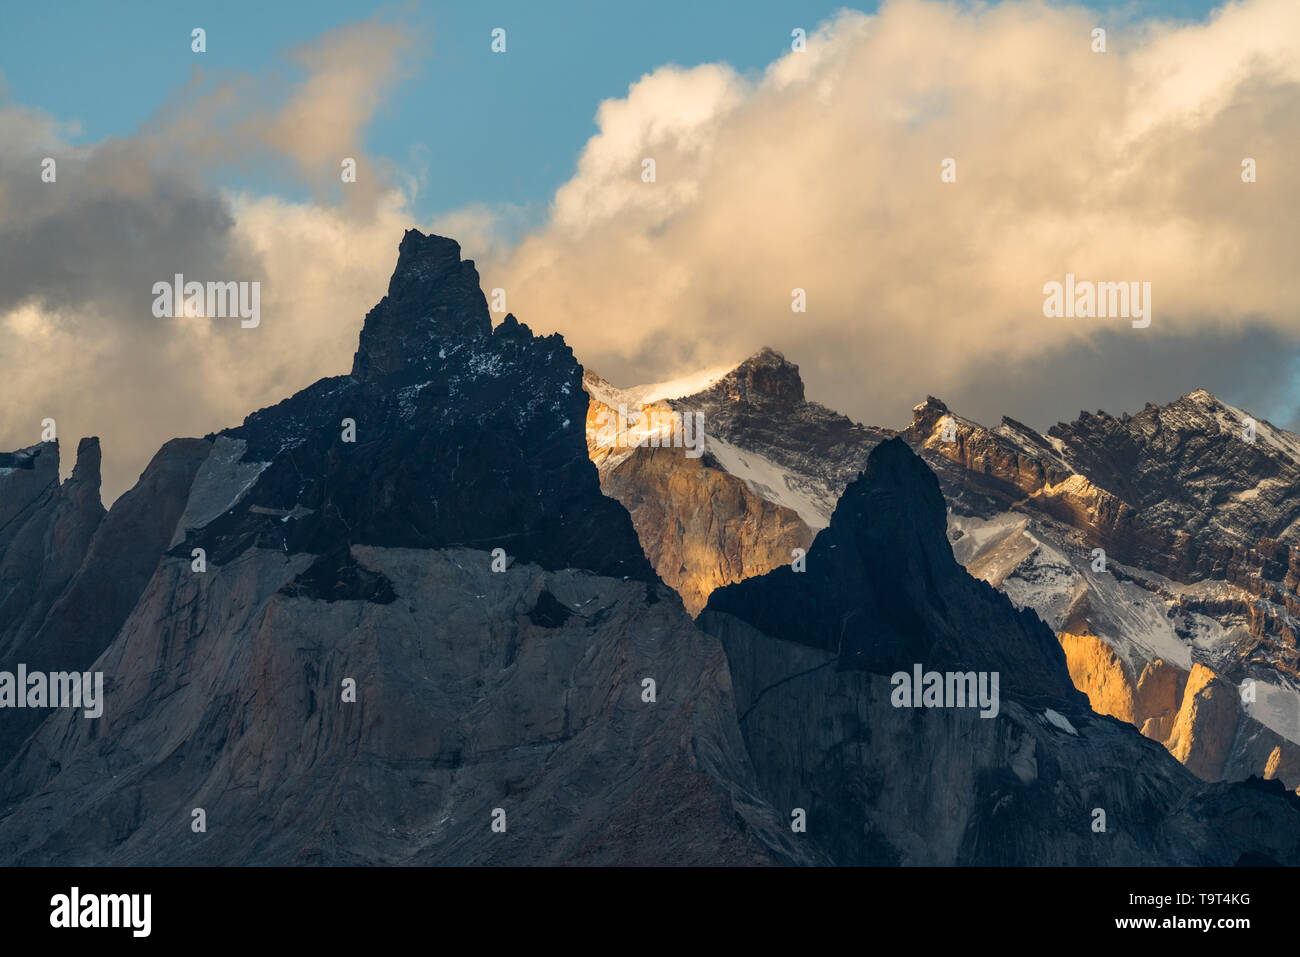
(0, 231, 808, 864)
(585, 357, 1300, 791)
(2, 232, 1298, 864)
(698, 438, 1300, 864)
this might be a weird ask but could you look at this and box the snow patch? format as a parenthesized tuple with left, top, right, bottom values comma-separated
(705, 433, 827, 529)
(1043, 709, 1078, 735)
(168, 437, 269, 547)
(1246, 678, 1300, 746)
(1214, 397, 1300, 465)
(584, 360, 741, 410)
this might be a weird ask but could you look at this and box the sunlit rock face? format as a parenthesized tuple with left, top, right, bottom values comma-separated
(4, 227, 1299, 866)
(583, 349, 890, 615)
(583, 367, 815, 615)
(585, 357, 1300, 792)
(698, 439, 1300, 865)
(914, 396, 1300, 792)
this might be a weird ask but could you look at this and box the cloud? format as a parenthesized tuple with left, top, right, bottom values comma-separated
(0, 17, 425, 503)
(2, 0, 1298, 507)
(474, 0, 1300, 431)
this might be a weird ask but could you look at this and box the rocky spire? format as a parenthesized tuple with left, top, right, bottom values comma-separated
(70, 436, 102, 490)
(350, 229, 492, 382)
(705, 437, 1086, 709)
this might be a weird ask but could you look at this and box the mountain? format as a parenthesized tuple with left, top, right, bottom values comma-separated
(585, 358, 814, 615)
(2, 231, 1297, 866)
(0, 439, 104, 646)
(0, 231, 811, 865)
(906, 394, 1300, 790)
(698, 438, 1300, 865)
(585, 354, 1300, 792)
(0, 438, 108, 760)
(583, 349, 890, 613)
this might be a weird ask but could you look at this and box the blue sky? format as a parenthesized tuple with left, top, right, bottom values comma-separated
(2, 0, 1227, 229)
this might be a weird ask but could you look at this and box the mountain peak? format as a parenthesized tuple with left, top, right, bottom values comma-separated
(392, 228, 465, 281)
(351, 228, 492, 382)
(828, 437, 956, 582)
(70, 436, 101, 489)
(909, 395, 952, 434)
(704, 436, 1084, 708)
(744, 345, 786, 364)
(1145, 388, 1235, 421)
(701, 346, 804, 407)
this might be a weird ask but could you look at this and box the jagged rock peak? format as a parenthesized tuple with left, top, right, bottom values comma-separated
(70, 437, 101, 487)
(493, 311, 541, 342)
(351, 228, 492, 381)
(909, 395, 952, 432)
(830, 437, 955, 572)
(705, 436, 1083, 706)
(1184, 388, 1219, 403)
(1051, 387, 1295, 454)
(0, 441, 60, 528)
(702, 346, 805, 406)
(1060, 389, 1229, 429)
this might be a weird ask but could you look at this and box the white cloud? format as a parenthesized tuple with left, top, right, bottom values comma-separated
(3, 0, 1298, 504)
(472, 0, 1300, 423)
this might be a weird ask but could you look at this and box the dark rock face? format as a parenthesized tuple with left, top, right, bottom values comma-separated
(0, 546, 815, 865)
(351, 229, 493, 382)
(0, 443, 61, 532)
(527, 589, 572, 628)
(0, 438, 108, 764)
(1047, 393, 1300, 550)
(700, 439, 1300, 865)
(3, 229, 1298, 866)
(179, 233, 654, 587)
(706, 438, 1086, 708)
(0, 437, 207, 766)
(0, 438, 105, 652)
(0, 230, 807, 866)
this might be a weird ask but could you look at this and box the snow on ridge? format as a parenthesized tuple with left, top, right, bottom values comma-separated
(1248, 678, 1300, 747)
(1155, 390, 1300, 466)
(1215, 397, 1300, 465)
(168, 436, 269, 548)
(584, 360, 742, 411)
(992, 420, 1073, 472)
(950, 510, 1196, 673)
(952, 510, 1300, 747)
(704, 432, 829, 529)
